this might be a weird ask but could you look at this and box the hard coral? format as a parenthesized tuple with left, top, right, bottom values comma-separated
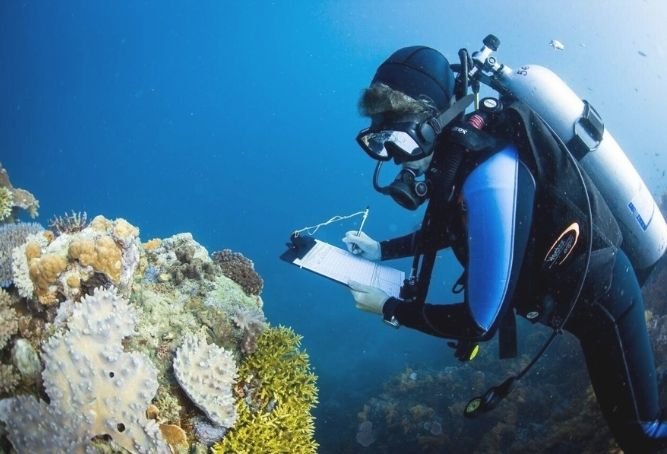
(0, 222, 43, 288)
(11, 216, 140, 305)
(0, 287, 169, 453)
(0, 364, 19, 395)
(0, 187, 12, 222)
(0, 163, 39, 220)
(213, 326, 318, 454)
(212, 249, 264, 296)
(0, 288, 18, 351)
(69, 236, 122, 282)
(28, 253, 68, 305)
(144, 233, 218, 286)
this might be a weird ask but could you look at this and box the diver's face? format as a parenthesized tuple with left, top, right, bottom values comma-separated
(402, 153, 433, 176)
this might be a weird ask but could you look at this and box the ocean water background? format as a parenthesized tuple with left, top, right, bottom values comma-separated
(2, 1, 667, 451)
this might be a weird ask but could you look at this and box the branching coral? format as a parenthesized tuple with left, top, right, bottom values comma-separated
(212, 249, 264, 296)
(0, 287, 169, 453)
(212, 326, 318, 454)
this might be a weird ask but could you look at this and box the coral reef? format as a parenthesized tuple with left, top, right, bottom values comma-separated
(0, 222, 43, 287)
(0, 364, 19, 394)
(10, 338, 41, 383)
(0, 206, 318, 452)
(48, 210, 89, 235)
(0, 187, 12, 222)
(213, 326, 318, 454)
(229, 305, 267, 354)
(145, 233, 219, 287)
(212, 249, 264, 296)
(11, 215, 141, 305)
(193, 416, 227, 446)
(173, 332, 238, 427)
(0, 288, 18, 351)
(0, 162, 39, 220)
(0, 287, 169, 453)
(343, 324, 616, 453)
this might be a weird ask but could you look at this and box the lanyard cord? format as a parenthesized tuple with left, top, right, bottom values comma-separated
(292, 207, 369, 237)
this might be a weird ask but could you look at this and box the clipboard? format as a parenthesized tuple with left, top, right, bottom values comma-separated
(280, 235, 405, 298)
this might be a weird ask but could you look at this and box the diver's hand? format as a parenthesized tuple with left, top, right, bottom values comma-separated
(342, 231, 381, 260)
(348, 280, 390, 315)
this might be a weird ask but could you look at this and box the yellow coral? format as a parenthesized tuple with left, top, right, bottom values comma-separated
(0, 187, 13, 222)
(28, 253, 68, 305)
(41, 230, 54, 243)
(68, 236, 122, 282)
(143, 238, 162, 251)
(24, 242, 42, 261)
(159, 423, 187, 446)
(113, 218, 139, 241)
(212, 326, 318, 454)
(89, 215, 112, 232)
(65, 272, 81, 288)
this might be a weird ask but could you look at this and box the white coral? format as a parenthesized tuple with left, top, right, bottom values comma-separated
(0, 287, 169, 453)
(173, 332, 238, 427)
(10, 231, 48, 299)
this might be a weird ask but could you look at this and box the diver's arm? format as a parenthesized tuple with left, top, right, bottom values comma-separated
(380, 232, 420, 260)
(383, 147, 535, 340)
(380, 227, 451, 260)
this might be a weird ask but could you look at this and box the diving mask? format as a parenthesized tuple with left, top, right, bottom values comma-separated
(356, 118, 437, 164)
(356, 95, 475, 164)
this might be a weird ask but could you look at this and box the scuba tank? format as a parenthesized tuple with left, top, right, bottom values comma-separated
(468, 35, 667, 272)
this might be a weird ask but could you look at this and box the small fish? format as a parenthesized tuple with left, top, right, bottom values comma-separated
(549, 39, 565, 51)
(638, 50, 648, 57)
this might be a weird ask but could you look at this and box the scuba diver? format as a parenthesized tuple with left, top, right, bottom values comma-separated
(343, 39, 667, 452)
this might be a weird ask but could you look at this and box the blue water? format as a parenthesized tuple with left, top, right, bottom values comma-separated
(2, 1, 667, 451)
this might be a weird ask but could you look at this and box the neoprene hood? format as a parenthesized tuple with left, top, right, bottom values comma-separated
(371, 46, 455, 111)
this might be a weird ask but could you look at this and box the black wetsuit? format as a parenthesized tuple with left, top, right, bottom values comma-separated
(379, 102, 667, 452)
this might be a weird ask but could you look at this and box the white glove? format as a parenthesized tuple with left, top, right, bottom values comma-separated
(348, 280, 390, 315)
(342, 231, 381, 261)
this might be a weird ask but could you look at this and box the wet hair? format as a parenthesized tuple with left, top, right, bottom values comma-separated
(358, 83, 437, 122)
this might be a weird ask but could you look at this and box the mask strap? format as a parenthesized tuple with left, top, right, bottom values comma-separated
(427, 94, 475, 134)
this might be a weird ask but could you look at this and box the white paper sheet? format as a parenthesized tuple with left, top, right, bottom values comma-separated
(293, 239, 404, 298)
